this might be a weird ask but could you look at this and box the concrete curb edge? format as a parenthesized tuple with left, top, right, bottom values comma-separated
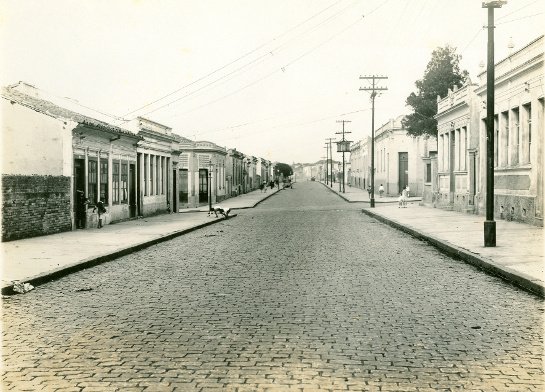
(232, 187, 282, 210)
(319, 181, 403, 204)
(361, 208, 545, 298)
(2, 214, 238, 295)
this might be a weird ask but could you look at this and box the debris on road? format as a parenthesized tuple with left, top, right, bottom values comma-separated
(12, 281, 34, 294)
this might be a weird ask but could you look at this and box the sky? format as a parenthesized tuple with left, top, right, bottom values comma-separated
(1, 0, 543, 165)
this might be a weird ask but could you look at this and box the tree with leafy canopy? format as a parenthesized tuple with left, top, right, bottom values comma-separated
(275, 163, 293, 178)
(402, 44, 469, 138)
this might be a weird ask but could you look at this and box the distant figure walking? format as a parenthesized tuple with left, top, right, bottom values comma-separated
(406, 185, 410, 198)
(379, 184, 384, 198)
(259, 182, 265, 193)
(367, 185, 372, 199)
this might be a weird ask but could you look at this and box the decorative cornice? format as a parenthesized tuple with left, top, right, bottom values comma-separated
(475, 54, 544, 94)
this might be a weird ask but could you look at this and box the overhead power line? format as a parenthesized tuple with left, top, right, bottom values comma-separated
(168, 15, 367, 119)
(118, 0, 347, 120)
(497, 12, 544, 25)
(127, 0, 368, 122)
(496, 0, 543, 21)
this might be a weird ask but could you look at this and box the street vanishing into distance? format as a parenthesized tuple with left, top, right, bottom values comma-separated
(2, 182, 544, 391)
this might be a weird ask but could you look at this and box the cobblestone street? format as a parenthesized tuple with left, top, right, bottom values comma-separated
(2, 182, 544, 391)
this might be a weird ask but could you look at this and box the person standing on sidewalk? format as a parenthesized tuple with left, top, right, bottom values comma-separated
(406, 185, 410, 198)
(379, 184, 384, 198)
(398, 187, 408, 208)
(367, 185, 371, 199)
(75, 190, 88, 229)
(93, 198, 107, 228)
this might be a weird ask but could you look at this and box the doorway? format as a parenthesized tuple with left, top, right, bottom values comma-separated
(180, 169, 188, 203)
(130, 164, 136, 218)
(74, 159, 85, 229)
(398, 152, 408, 192)
(199, 169, 208, 203)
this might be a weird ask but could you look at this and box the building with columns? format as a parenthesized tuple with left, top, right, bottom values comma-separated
(178, 139, 227, 208)
(434, 80, 481, 212)
(349, 137, 370, 190)
(226, 148, 244, 197)
(123, 117, 179, 217)
(475, 35, 544, 226)
(1, 83, 144, 240)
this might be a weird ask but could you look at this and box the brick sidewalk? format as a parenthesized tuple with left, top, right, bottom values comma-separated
(1, 187, 281, 293)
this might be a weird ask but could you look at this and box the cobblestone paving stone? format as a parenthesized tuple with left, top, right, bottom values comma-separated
(2, 182, 544, 391)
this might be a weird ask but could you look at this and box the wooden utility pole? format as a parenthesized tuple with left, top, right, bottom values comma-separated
(336, 120, 352, 194)
(326, 137, 335, 187)
(326, 138, 335, 187)
(360, 76, 387, 208)
(324, 145, 329, 185)
(321, 156, 327, 182)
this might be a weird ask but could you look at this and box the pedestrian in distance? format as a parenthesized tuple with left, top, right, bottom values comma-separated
(398, 187, 408, 208)
(93, 198, 107, 228)
(263, 181, 267, 193)
(379, 184, 384, 198)
(75, 190, 88, 229)
(367, 185, 372, 199)
(259, 182, 265, 193)
(406, 185, 410, 198)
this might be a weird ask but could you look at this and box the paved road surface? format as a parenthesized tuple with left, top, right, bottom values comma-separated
(2, 181, 543, 391)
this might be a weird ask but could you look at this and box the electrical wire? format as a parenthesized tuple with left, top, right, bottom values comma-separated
(460, 28, 483, 55)
(169, 15, 367, 119)
(497, 12, 544, 25)
(496, 0, 543, 21)
(214, 108, 370, 143)
(122, 0, 366, 122)
(188, 96, 343, 138)
(118, 0, 346, 120)
(33, 86, 126, 121)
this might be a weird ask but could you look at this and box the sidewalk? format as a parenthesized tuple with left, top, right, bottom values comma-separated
(1, 187, 281, 294)
(319, 181, 421, 204)
(322, 181, 544, 297)
(178, 186, 281, 212)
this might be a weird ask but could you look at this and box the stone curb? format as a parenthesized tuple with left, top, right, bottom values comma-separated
(361, 208, 544, 298)
(320, 181, 400, 204)
(236, 187, 283, 209)
(1, 214, 237, 295)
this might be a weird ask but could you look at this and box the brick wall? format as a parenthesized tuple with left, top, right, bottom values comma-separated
(2, 175, 72, 242)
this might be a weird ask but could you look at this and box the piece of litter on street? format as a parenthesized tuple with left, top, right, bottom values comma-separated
(12, 281, 34, 294)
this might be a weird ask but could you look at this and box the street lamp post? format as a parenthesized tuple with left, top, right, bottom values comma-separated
(483, 0, 506, 247)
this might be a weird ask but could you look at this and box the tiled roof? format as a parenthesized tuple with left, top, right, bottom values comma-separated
(172, 133, 193, 144)
(1, 86, 141, 139)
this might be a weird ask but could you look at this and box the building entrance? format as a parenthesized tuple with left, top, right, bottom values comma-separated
(199, 169, 208, 203)
(399, 152, 408, 192)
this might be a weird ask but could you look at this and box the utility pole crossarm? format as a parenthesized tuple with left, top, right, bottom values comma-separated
(359, 87, 388, 91)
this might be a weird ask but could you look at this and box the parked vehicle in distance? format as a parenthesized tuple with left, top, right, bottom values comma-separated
(311, 177, 315, 181)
